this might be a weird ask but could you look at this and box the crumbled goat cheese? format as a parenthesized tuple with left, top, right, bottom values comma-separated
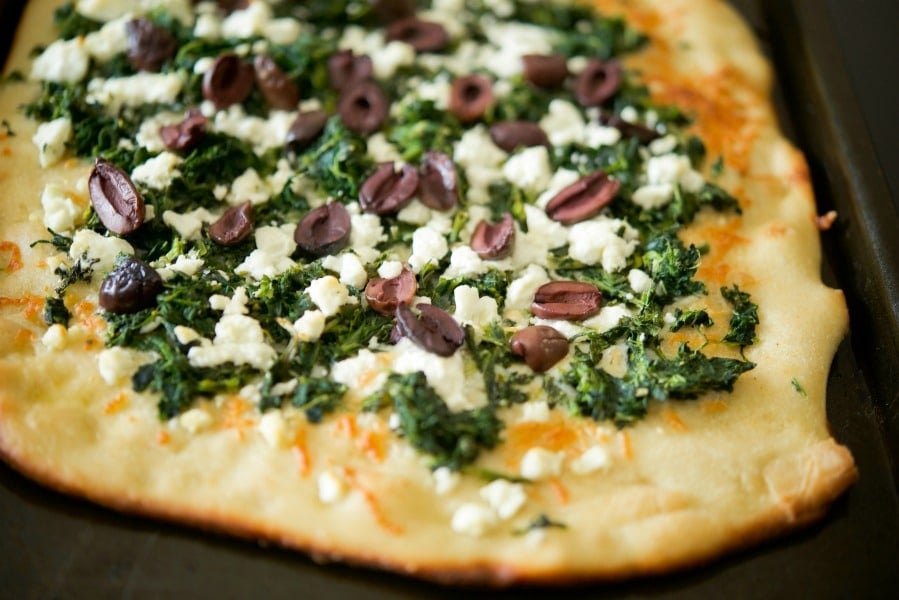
(377, 260, 405, 279)
(32, 118, 72, 168)
(82, 16, 129, 62)
(131, 152, 183, 190)
(520, 447, 565, 480)
(69, 230, 135, 279)
(582, 304, 632, 333)
(187, 313, 276, 370)
(236, 225, 297, 280)
(504, 264, 550, 312)
(307, 276, 358, 317)
(97, 347, 154, 385)
(322, 252, 369, 289)
(87, 73, 184, 112)
(392, 338, 485, 412)
(480, 479, 527, 520)
(502, 146, 552, 193)
(452, 286, 499, 329)
(162, 208, 218, 241)
(570, 446, 611, 474)
(451, 502, 497, 537)
(293, 310, 326, 342)
(179, 408, 213, 434)
(41, 184, 81, 233)
(317, 470, 348, 504)
(566, 218, 639, 272)
(408, 226, 449, 273)
(331, 349, 390, 397)
(441, 246, 489, 279)
(258, 411, 290, 448)
(432, 467, 460, 495)
(539, 100, 586, 146)
(628, 269, 653, 294)
(213, 106, 298, 154)
(30, 39, 89, 83)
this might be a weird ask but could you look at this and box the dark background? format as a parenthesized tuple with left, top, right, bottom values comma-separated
(1, 1, 898, 598)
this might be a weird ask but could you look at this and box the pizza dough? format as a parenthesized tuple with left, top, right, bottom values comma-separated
(0, 0, 856, 585)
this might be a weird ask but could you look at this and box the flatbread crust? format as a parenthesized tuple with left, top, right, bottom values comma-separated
(0, 0, 856, 586)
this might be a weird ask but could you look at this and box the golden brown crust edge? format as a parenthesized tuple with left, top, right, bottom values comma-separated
(0, 0, 857, 587)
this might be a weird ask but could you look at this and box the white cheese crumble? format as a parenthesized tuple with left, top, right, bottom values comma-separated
(408, 226, 449, 273)
(396, 200, 433, 226)
(227, 168, 274, 205)
(307, 276, 358, 317)
(519, 447, 565, 480)
(628, 268, 653, 294)
(566, 218, 639, 272)
(258, 411, 290, 448)
(213, 106, 298, 154)
(158, 253, 205, 280)
(519, 400, 551, 423)
(479, 479, 527, 520)
(582, 305, 632, 333)
(504, 264, 550, 312)
(331, 349, 389, 397)
(377, 260, 404, 279)
(87, 73, 184, 112)
(317, 470, 348, 504)
(41, 184, 82, 233)
(539, 100, 586, 147)
(30, 39, 89, 83)
(42, 324, 68, 351)
(441, 246, 488, 279)
(506, 205, 568, 269)
(570, 446, 611, 475)
(179, 408, 213, 434)
(366, 132, 403, 163)
(502, 146, 553, 193)
(162, 208, 218, 240)
(392, 338, 485, 412)
(348, 208, 386, 265)
(293, 310, 326, 342)
(131, 152, 183, 190)
(135, 111, 184, 153)
(97, 347, 154, 385)
(371, 41, 417, 79)
(451, 502, 497, 537)
(452, 286, 498, 329)
(322, 253, 368, 289)
(32, 118, 72, 168)
(69, 230, 135, 279)
(82, 16, 130, 62)
(432, 467, 460, 495)
(599, 344, 629, 378)
(76, 0, 194, 25)
(187, 313, 276, 371)
(236, 225, 297, 280)
(173, 325, 202, 345)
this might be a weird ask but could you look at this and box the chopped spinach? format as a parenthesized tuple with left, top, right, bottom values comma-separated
(365, 372, 503, 469)
(721, 285, 759, 347)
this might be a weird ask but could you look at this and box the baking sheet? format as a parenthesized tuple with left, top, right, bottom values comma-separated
(2, 1, 898, 597)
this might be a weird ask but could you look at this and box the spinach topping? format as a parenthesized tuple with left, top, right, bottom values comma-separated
(365, 372, 503, 470)
(25, 0, 759, 472)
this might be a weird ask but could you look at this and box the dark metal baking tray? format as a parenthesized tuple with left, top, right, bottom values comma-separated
(2, 1, 898, 597)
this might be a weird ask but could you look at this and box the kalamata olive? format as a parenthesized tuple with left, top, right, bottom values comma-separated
(99, 257, 164, 314)
(203, 53, 255, 109)
(385, 17, 449, 53)
(510, 326, 570, 372)
(359, 162, 419, 215)
(370, 0, 416, 22)
(364, 268, 417, 315)
(470, 213, 515, 259)
(531, 281, 602, 321)
(253, 54, 300, 110)
(522, 54, 569, 89)
(598, 110, 660, 144)
(418, 150, 459, 211)
(126, 18, 177, 72)
(216, 0, 249, 12)
(285, 110, 329, 151)
(208, 201, 254, 246)
(328, 50, 373, 91)
(338, 80, 389, 134)
(88, 158, 145, 235)
(545, 171, 621, 225)
(159, 109, 207, 152)
(488, 121, 549, 152)
(574, 59, 622, 107)
(395, 303, 465, 357)
(449, 74, 493, 123)
(294, 202, 352, 256)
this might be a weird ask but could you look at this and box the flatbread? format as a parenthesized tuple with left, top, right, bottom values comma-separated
(0, 0, 856, 586)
